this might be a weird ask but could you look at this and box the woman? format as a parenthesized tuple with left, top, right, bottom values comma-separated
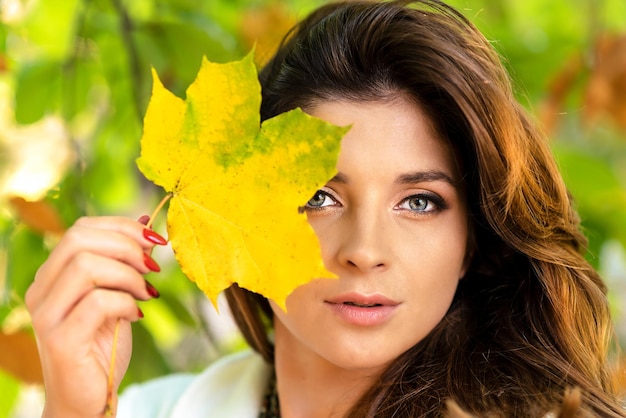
(26, 0, 625, 417)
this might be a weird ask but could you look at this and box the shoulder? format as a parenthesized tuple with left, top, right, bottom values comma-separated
(117, 349, 271, 418)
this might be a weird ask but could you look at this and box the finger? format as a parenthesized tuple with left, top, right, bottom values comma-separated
(75, 216, 168, 246)
(55, 289, 141, 354)
(75, 216, 168, 260)
(30, 252, 154, 333)
(28, 221, 163, 308)
(44, 293, 137, 359)
(38, 290, 139, 406)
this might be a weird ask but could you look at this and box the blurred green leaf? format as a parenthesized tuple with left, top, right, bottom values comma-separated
(159, 290, 197, 328)
(5, 226, 48, 300)
(82, 108, 142, 213)
(60, 57, 102, 121)
(0, 305, 10, 327)
(46, 170, 90, 226)
(20, 0, 82, 58)
(134, 21, 234, 97)
(121, 321, 171, 389)
(0, 369, 19, 418)
(554, 144, 626, 261)
(0, 25, 7, 55)
(14, 60, 61, 124)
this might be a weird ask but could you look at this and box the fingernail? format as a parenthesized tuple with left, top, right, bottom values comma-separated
(145, 280, 160, 298)
(137, 215, 150, 225)
(143, 253, 161, 273)
(143, 229, 167, 245)
(137, 307, 144, 319)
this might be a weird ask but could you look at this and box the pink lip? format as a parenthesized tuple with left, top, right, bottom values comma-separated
(325, 293, 400, 327)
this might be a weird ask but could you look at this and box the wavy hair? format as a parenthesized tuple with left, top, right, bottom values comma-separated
(225, 1, 625, 415)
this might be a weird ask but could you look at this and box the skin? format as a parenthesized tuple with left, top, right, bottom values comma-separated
(26, 217, 160, 418)
(25, 96, 468, 418)
(271, 97, 469, 417)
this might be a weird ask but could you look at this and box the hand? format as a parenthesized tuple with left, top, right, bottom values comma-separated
(25, 216, 166, 418)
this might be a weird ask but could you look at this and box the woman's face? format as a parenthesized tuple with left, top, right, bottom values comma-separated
(271, 97, 468, 375)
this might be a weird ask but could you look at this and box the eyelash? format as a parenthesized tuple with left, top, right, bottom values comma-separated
(300, 190, 340, 213)
(300, 190, 449, 215)
(395, 193, 449, 215)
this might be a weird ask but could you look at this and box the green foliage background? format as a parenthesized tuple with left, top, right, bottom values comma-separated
(1, 0, 625, 416)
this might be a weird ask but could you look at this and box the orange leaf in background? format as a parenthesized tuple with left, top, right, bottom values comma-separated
(583, 33, 626, 132)
(239, 4, 296, 67)
(8, 196, 66, 236)
(538, 53, 583, 136)
(0, 331, 43, 384)
(540, 32, 626, 136)
(0, 53, 7, 73)
(136, 51, 348, 310)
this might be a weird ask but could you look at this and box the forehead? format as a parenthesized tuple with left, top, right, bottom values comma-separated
(307, 98, 460, 183)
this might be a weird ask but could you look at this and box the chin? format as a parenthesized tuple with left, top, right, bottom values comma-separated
(319, 343, 407, 373)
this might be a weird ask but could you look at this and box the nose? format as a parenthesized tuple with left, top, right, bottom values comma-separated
(334, 207, 390, 273)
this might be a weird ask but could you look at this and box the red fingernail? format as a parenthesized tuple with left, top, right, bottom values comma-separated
(137, 307, 144, 319)
(143, 229, 167, 245)
(143, 253, 161, 273)
(137, 215, 150, 225)
(145, 280, 160, 298)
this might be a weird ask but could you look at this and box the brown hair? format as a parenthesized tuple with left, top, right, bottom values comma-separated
(225, 0, 625, 415)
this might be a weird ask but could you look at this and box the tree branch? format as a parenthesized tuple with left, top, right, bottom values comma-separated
(111, 0, 144, 122)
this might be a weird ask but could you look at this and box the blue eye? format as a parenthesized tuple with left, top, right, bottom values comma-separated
(397, 193, 446, 214)
(305, 190, 337, 208)
(407, 196, 429, 211)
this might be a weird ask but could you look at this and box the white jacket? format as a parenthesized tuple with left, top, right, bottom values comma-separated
(117, 350, 271, 418)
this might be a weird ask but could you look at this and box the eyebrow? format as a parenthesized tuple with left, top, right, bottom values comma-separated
(329, 170, 458, 187)
(395, 170, 457, 187)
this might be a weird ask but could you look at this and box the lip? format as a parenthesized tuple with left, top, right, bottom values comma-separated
(325, 293, 400, 327)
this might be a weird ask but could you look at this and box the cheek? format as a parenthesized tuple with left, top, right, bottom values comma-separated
(269, 280, 319, 328)
(400, 226, 466, 319)
(303, 216, 341, 265)
(405, 224, 468, 280)
(269, 287, 322, 354)
(434, 214, 469, 277)
(398, 259, 461, 349)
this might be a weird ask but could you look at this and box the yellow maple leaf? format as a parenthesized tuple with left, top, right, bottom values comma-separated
(136, 51, 348, 310)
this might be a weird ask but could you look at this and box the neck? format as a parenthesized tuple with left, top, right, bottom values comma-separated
(273, 322, 382, 418)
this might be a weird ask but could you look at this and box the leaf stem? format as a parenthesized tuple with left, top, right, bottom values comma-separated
(104, 320, 121, 417)
(103, 192, 172, 415)
(147, 193, 173, 229)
